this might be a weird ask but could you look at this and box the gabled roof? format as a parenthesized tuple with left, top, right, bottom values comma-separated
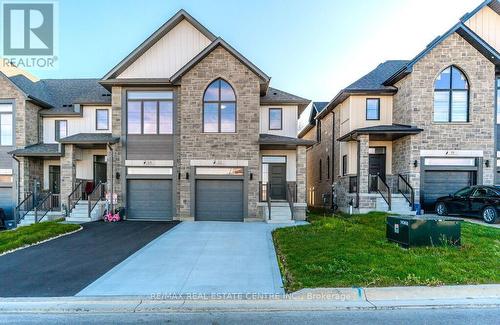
(102, 10, 217, 80)
(170, 37, 270, 93)
(384, 1, 500, 86)
(297, 102, 329, 138)
(260, 87, 311, 114)
(8, 75, 111, 114)
(315, 60, 409, 120)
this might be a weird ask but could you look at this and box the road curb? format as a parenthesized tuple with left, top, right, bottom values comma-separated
(0, 285, 499, 313)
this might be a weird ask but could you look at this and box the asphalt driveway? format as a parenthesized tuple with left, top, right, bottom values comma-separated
(0, 221, 178, 297)
(78, 222, 289, 296)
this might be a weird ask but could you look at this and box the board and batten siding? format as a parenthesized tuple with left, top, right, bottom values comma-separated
(260, 149, 297, 182)
(259, 105, 298, 138)
(42, 106, 111, 144)
(117, 19, 212, 79)
(465, 5, 500, 52)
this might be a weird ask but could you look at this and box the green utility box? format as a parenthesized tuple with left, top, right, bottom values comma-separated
(386, 216, 462, 248)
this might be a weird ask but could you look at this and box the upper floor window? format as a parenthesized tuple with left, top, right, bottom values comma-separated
(433, 66, 469, 123)
(203, 79, 236, 133)
(0, 104, 13, 146)
(127, 91, 173, 135)
(96, 109, 109, 130)
(55, 120, 67, 141)
(269, 108, 282, 130)
(366, 98, 380, 120)
(316, 120, 321, 143)
(342, 155, 347, 176)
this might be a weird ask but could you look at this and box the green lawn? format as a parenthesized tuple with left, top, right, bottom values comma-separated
(272, 211, 500, 292)
(0, 221, 81, 254)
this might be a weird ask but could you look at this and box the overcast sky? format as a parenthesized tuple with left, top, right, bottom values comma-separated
(27, 0, 481, 103)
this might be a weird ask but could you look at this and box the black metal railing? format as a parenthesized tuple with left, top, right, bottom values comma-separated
(398, 174, 415, 210)
(51, 194, 61, 211)
(286, 182, 296, 220)
(266, 183, 271, 220)
(68, 180, 84, 213)
(15, 192, 34, 223)
(376, 175, 391, 211)
(34, 192, 53, 223)
(88, 182, 105, 218)
(259, 181, 268, 202)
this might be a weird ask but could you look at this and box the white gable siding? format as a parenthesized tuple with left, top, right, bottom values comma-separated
(118, 19, 212, 79)
(42, 106, 111, 144)
(259, 105, 298, 138)
(465, 5, 500, 52)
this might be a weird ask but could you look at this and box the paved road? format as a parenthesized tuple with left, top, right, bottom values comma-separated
(0, 307, 498, 324)
(0, 221, 178, 297)
(78, 222, 290, 296)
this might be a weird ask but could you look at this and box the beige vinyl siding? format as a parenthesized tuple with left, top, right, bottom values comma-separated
(259, 105, 298, 137)
(260, 149, 297, 181)
(349, 96, 393, 131)
(338, 99, 350, 137)
(465, 5, 500, 52)
(42, 106, 111, 144)
(118, 19, 212, 79)
(339, 140, 392, 177)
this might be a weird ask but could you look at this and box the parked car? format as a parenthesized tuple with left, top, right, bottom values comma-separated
(435, 186, 500, 224)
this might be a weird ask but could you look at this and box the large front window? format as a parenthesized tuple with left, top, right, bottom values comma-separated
(0, 104, 12, 146)
(433, 66, 469, 122)
(203, 79, 236, 133)
(127, 91, 173, 135)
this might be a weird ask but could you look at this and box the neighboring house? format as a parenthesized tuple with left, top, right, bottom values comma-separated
(301, 0, 500, 214)
(0, 10, 312, 224)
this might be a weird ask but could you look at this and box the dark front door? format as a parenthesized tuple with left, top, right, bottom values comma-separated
(49, 166, 60, 194)
(369, 153, 386, 192)
(93, 155, 107, 184)
(269, 164, 286, 200)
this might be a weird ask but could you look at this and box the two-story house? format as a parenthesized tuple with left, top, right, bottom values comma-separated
(1, 10, 312, 225)
(301, 0, 500, 215)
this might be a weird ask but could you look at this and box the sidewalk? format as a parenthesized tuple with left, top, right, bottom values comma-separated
(0, 285, 498, 313)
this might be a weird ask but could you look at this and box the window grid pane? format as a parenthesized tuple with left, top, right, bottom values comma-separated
(203, 103, 219, 133)
(143, 101, 157, 134)
(433, 92, 450, 122)
(127, 102, 142, 134)
(220, 103, 236, 132)
(59, 121, 67, 139)
(127, 91, 173, 100)
(269, 108, 282, 129)
(159, 101, 173, 134)
(203, 79, 236, 133)
(451, 91, 468, 122)
(0, 113, 12, 145)
(366, 99, 380, 120)
(96, 110, 109, 130)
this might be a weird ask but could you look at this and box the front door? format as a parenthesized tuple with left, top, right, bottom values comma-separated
(369, 152, 386, 192)
(93, 155, 107, 184)
(269, 164, 286, 200)
(49, 166, 60, 194)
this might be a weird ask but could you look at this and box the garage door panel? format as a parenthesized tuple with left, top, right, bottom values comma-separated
(422, 170, 475, 212)
(195, 180, 243, 222)
(127, 179, 172, 220)
(0, 187, 13, 219)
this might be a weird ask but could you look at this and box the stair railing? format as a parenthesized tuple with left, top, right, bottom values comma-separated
(397, 174, 415, 210)
(88, 182, 105, 218)
(286, 182, 296, 220)
(15, 192, 34, 224)
(376, 175, 391, 211)
(34, 192, 53, 223)
(68, 180, 84, 213)
(266, 182, 271, 220)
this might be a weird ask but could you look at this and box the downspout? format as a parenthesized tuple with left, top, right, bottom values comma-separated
(11, 154, 21, 223)
(107, 143, 114, 214)
(331, 112, 335, 209)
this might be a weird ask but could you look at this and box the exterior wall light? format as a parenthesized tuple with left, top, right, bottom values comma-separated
(413, 160, 418, 168)
(485, 160, 490, 168)
(186, 172, 189, 180)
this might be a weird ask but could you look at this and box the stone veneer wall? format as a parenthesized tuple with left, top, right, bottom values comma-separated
(60, 144, 80, 209)
(303, 111, 334, 207)
(107, 86, 123, 206)
(392, 32, 496, 201)
(178, 46, 261, 219)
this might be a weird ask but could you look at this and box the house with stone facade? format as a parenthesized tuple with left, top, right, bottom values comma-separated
(301, 0, 500, 214)
(0, 10, 312, 225)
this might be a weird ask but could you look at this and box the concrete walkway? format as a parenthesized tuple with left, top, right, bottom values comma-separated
(423, 214, 500, 228)
(78, 222, 298, 296)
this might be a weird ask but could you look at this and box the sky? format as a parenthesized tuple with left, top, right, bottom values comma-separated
(21, 0, 482, 103)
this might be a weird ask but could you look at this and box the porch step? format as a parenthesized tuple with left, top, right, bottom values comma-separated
(376, 195, 416, 215)
(18, 211, 64, 226)
(265, 202, 294, 223)
(66, 200, 105, 223)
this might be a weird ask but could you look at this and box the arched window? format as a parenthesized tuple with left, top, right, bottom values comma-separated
(203, 79, 236, 133)
(433, 66, 469, 122)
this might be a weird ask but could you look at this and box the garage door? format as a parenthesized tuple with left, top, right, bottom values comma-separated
(0, 187, 13, 219)
(421, 170, 476, 212)
(127, 179, 172, 220)
(195, 179, 244, 222)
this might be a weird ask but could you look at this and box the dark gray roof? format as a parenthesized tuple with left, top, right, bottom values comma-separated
(8, 143, 61, 157)
(313, 102, 329, 114)
(338, 124, 423, 142)
(58, 133, 119, 144)
(346, 60, 409, 91)
(260, 87, 310, 105)
(8, 75, 111, 114)
(259, 134, 315, 147)
(297, 102, 329, 139)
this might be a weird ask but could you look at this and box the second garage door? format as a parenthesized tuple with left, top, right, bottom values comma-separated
(421, 170, 476, 212)
(195, 179, 244, 222)
(127, 179, 172, 220)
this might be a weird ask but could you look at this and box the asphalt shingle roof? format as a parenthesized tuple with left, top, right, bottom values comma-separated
(345, 60, 409, 91)
(8, 75, 111, 114)
(259, 134, 315, 146)
(58, 133, 119, 144)
(8, 143, 61, 157)
(312, 102, 329, 114)
(260, 87, 310, 105)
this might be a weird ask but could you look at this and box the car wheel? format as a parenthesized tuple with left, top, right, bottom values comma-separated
(482, 206, 498, 224)
(436, 202, 448, 216)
